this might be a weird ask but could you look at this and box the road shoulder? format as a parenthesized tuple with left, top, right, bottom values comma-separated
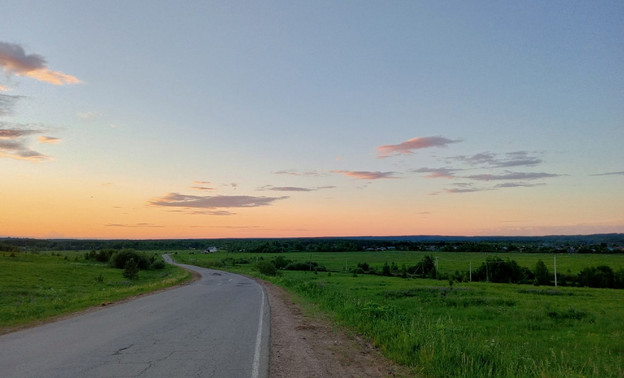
(256, 279, 414, 378)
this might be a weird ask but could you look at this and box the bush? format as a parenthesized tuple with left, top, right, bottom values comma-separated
(109, 249, 150, 270)
(284, 261, 327, 272)
(123, 258, 139, 279)
(271, 256, 292, 269)
(150, 260, 166, 270)
(256, 261, 277, 276)
(578, 265, 615, 288)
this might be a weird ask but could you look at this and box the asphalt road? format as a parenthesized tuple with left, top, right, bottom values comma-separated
(0, 255, 269, 378)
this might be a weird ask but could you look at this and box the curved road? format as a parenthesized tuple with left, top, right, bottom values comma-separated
(0, 256, 269, 378)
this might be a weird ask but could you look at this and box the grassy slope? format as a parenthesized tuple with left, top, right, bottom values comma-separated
(174, 251, 624, 378)
(0, 252, 191, 333)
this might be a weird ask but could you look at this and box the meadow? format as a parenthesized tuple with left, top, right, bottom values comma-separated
(0, 251, 191, 333)
(173, 251, 624, 377)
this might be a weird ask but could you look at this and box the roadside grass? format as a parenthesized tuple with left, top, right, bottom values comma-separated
(173, 251, 624, 377)
(0, 251, 191, 333)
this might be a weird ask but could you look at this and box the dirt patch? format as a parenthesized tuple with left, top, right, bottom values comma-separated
(257, 279, 414, 378)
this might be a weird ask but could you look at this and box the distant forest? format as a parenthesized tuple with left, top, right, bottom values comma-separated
(1, 234, 623, 254)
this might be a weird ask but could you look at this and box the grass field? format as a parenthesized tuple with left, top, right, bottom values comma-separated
(0, 251, 191, 333)
(173, 251, 624, 377)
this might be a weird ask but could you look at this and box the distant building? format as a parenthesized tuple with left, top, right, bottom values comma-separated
(203, 247, 218, 253)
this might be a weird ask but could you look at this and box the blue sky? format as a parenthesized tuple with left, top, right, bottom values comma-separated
(1, 1, 623, 238)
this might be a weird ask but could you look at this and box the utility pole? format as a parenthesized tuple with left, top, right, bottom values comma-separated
(554, 254, 558, 287)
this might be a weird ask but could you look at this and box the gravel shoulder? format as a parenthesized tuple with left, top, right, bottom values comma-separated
(256, 279, 414, 378)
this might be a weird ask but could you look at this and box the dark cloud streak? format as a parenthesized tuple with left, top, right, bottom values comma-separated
(149, 193, 288, 210)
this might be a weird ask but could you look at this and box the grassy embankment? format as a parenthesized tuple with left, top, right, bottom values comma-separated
(173, 251, 624, 378)
(0, 251, 191, 334)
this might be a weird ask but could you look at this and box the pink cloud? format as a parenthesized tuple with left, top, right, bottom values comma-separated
(332, 170, 398, 180)
(377, 136, 459, 158)
(149, 193, 288, 209)
(0, 42, 80, 85)
(412, 167, 458, 179)
(38, 135, 61, 144)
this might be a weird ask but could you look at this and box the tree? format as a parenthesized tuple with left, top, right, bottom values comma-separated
(534, 260, 550, 285)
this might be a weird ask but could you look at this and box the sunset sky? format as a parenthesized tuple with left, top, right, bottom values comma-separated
(1, 1, 623, 239)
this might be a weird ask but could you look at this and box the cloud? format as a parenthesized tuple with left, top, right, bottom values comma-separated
(258, 185, 336, 192)
(272, 169, 325, 177)
(412, 167, 459, 179)
(0, 42, 80, 85)
(105, 223, 164, 228)
(0, 126, 42, 138)
(170, 209, 235, 216)
(465, 171, 560, 181)
(0, 94, 23, 115)
(591, 171, 624, 176)
(495, 182, 545, 188)
(332, 170, 399, 180)
(38, 135, 61, 144)
(377, 136, 459, 158)
(453, 151, 542, 168)
(0, 124, 53, 161)
(149, 193, 288, 210)
(77, 111, 102, 121)
(445, 187, 484, 194)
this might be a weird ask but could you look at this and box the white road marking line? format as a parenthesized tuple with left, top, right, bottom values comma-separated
(251, 285, 265, 378)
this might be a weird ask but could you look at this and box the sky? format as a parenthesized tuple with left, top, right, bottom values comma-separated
(1, 1, 623, 239)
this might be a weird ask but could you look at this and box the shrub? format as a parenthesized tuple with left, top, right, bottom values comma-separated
(109, 249, 150, 270)
(578, 265, 615, 288)
(85, 249, 116, 263)
(256, 261, 277, 276)
(284, 261, 327, 272)
(123, 258, 139, 279)
(271, 256, 292, 269)
(150, 260, 166, 270)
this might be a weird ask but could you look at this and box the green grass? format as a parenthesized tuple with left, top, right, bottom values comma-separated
(174, 250, 624, 276)
(0, 251, 191, 333)
(173, 251, 624, 377)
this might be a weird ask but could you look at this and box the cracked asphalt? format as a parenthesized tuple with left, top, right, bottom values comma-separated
(0, 257, 270, 378)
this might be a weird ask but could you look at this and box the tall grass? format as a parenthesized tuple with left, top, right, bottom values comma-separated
(0, 251, 190, 333)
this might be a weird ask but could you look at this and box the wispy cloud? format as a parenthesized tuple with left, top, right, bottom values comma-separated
(149, 193, 288, 211)
(465, 171, 560, 181)
(189, 180, 213, 190)
(591, 171, 624, 176)
(0, 42, 81, 85)
(258, 185, 336, 192)
(494, 182, 545, 188)
(332, 170, 399, 180)
(0, 94, 23, 115)
(272, 169, 326, 177)
(0, 124, 55, 161)
(77, 111, 102, 121)
(445, 187, 484, 194)
(38, 135, 61, 144)
(377, 136, 459, 158)
(453, 151, 542, 168)
(412, 167, 459, 179)
(105, 223, 164, 228)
